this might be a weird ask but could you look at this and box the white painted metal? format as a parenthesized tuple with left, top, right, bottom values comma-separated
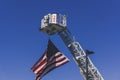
(40, 14, 66, 35)
(40, 13, 104, 80)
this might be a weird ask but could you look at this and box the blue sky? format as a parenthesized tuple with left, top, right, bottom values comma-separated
(0, 0, 120, 80)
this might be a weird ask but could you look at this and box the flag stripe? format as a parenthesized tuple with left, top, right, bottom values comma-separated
(36, 52, 65, 75)
(39, 58, 69, 78)
(33, 58, 47, 72)
(33, 52, 63, 74)
(50, 56, 66, 66)
(34, 61, 47, 74)
(56, 58, 69, 66)
(48, 52, 62, 61)
(49, 54, 65, 64)
(37, 54, 69, 77)
(36, 75, 40, 80)
(31, 52, 46, 70)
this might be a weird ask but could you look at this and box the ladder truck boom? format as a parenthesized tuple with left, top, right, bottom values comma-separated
(40, 13, 104, 80)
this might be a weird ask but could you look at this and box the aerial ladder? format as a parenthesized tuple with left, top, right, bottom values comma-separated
(40, 13, 104, 80)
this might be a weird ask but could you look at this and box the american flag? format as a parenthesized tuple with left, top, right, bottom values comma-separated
(31, 39, 69, 80)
